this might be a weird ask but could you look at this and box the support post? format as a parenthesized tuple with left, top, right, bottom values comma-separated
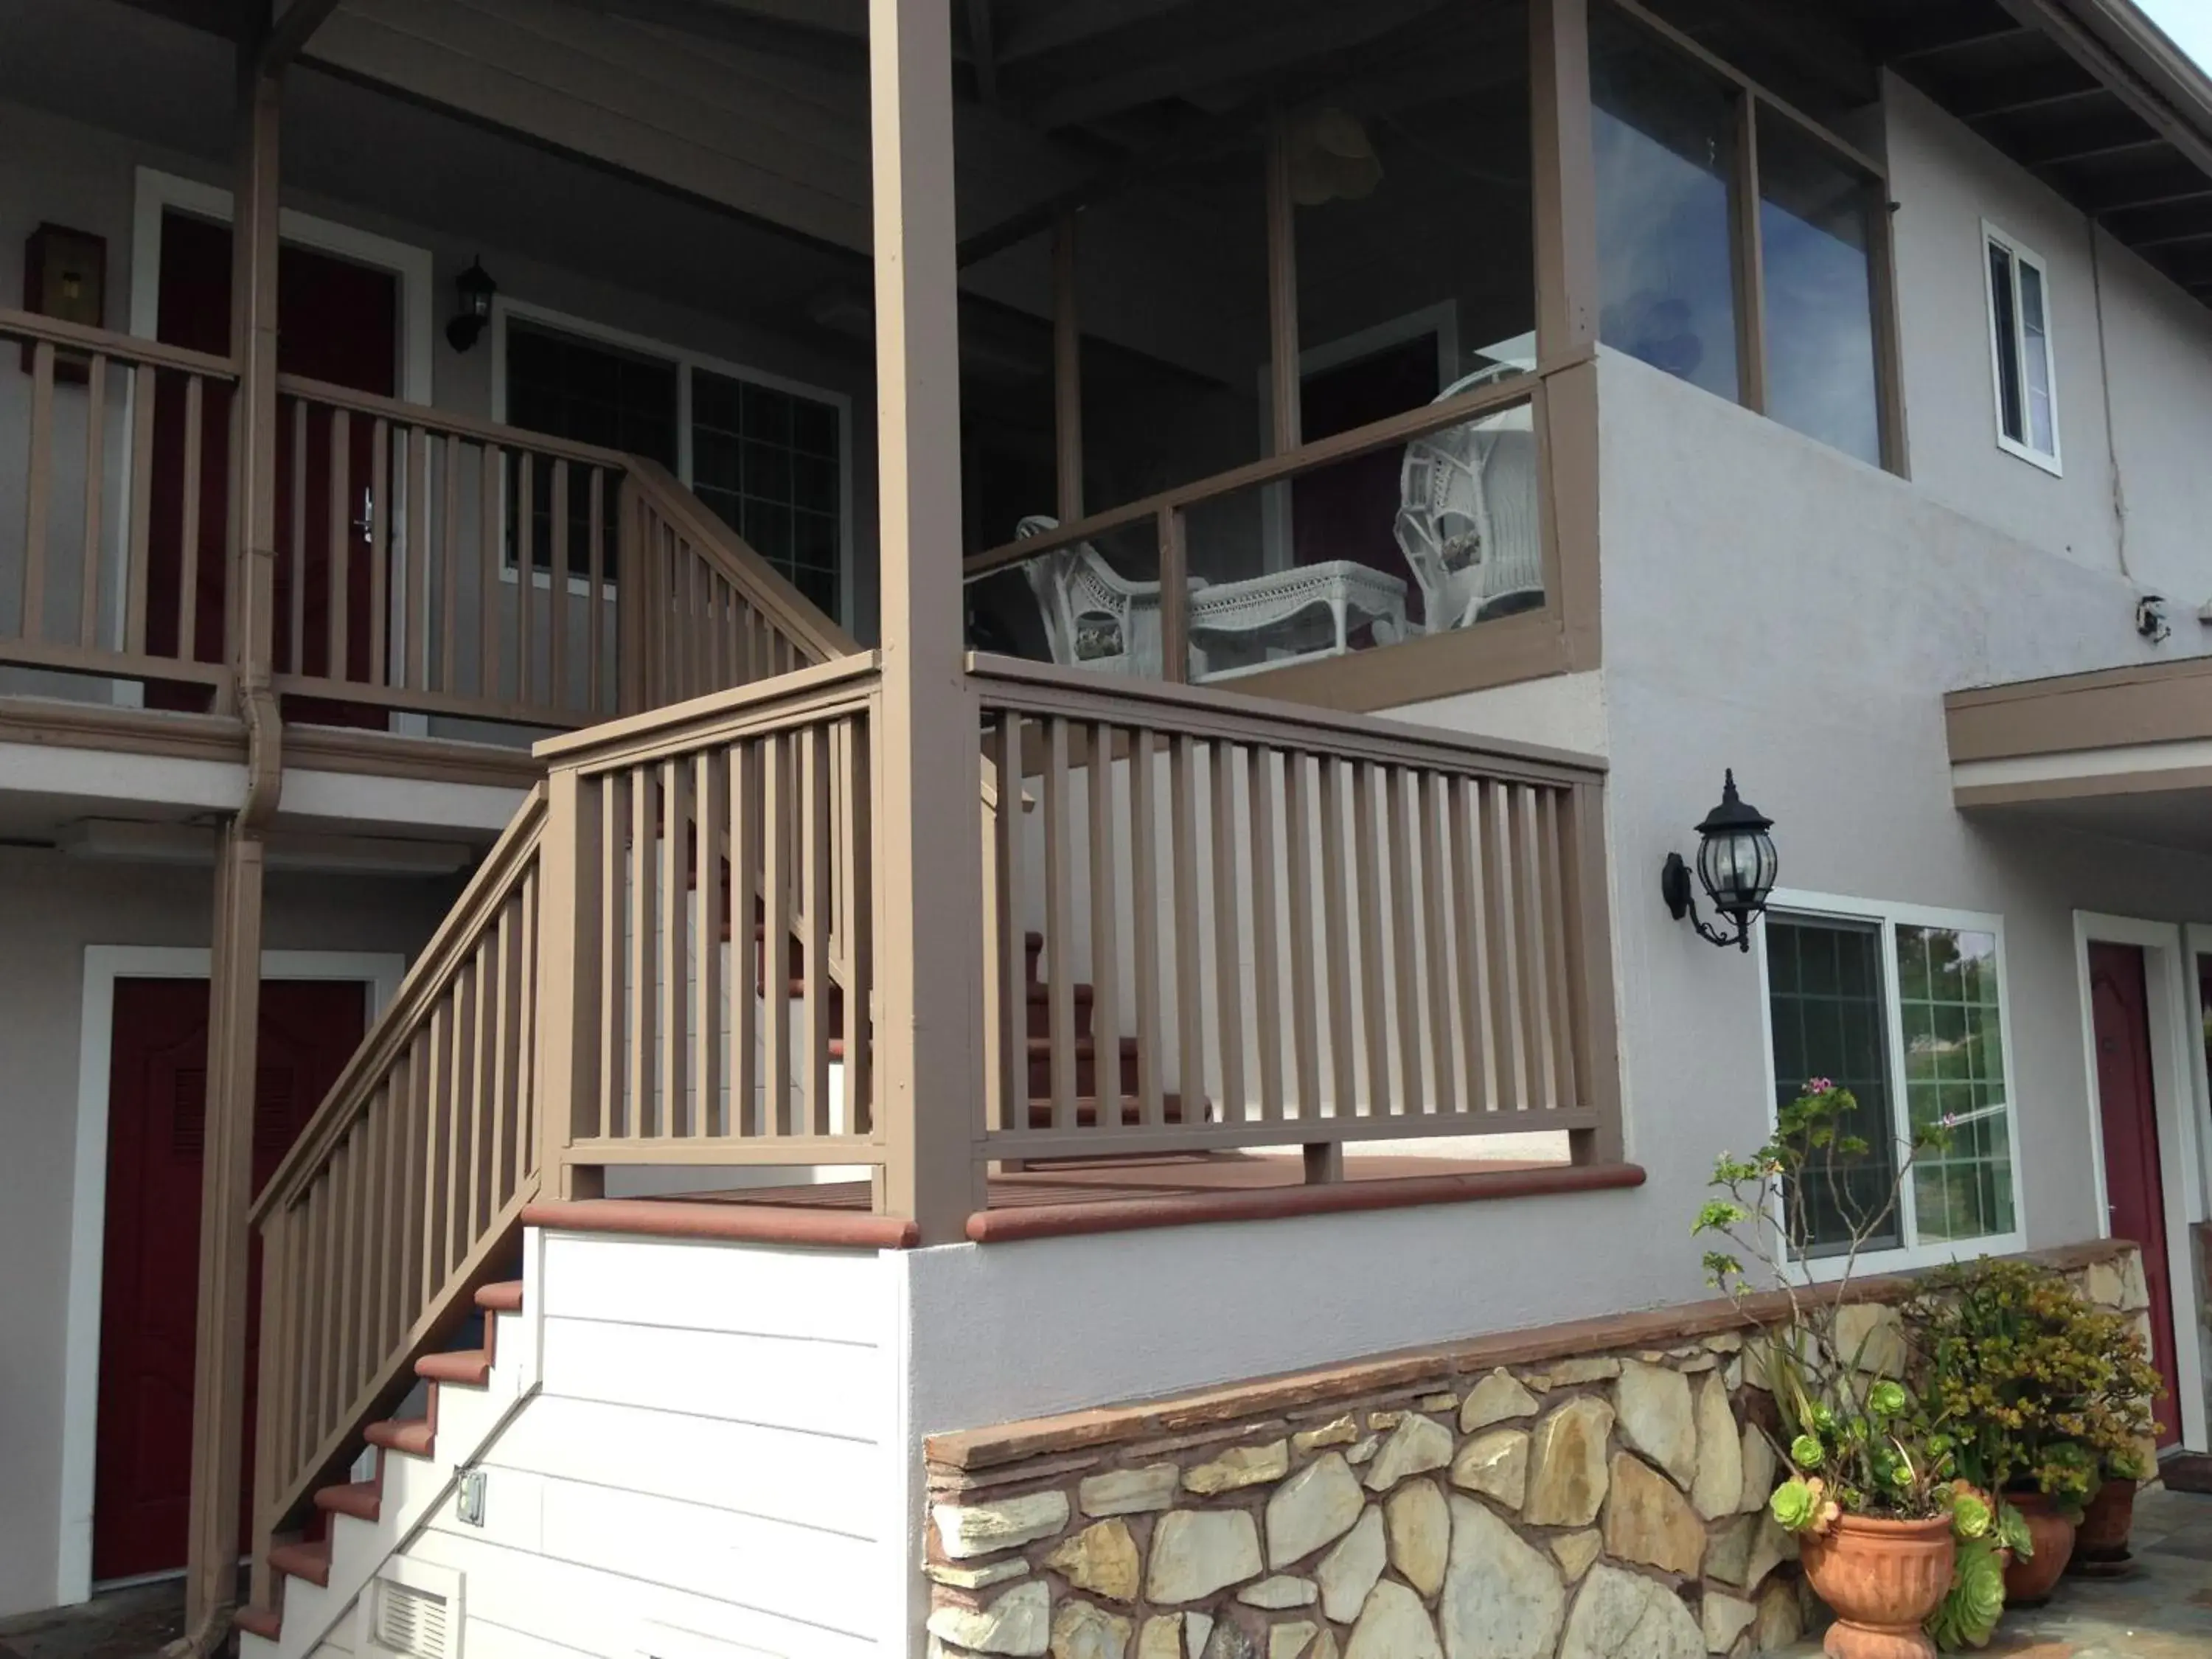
(1052, 212, 1082, 524)
(174, 21, 283, 1649)
(869, 0, 987, 1241)
(177, 829, 267, 1644)
(1531, 0, 1599, 358)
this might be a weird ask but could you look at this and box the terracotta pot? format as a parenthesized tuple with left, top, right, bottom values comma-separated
(2000, 1491, 2079, 1606)
(1801, 1513, 1957, 1659)
(2070, 1478, 2137, 1572)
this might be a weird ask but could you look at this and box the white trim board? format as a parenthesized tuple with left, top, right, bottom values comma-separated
(58, 947, 405, 1607)
(2070, 912, 2211, 1452)
(488, 296, 858, 631)
(1751, 888, 2031, 1278)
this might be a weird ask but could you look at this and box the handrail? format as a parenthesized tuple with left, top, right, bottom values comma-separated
(535, 652, 883, 767)
(962, 357, 1566, 579)
(253, 785, 549, 1222)
(0, 305, 237, 379)
(275, 370, 629, 469)
(967, 652, 1607, 785)
(625, 456, 860, 664)
(250, 782, 549, 1595)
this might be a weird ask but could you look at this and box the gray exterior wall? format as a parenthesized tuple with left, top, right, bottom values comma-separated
(0, 851, 456, 1616)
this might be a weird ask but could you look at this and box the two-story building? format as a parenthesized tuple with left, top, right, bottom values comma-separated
(1, 0, 2208, 1655)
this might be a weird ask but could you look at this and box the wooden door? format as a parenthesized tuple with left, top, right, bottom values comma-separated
(93, 977, 369, 1582)
(2087, 941, 2184, 1446)
(150, 210, 399, 721)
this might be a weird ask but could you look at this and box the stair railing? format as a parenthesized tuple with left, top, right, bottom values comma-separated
(533, 655, 884, 1194)
(247, 786, 549, 1604)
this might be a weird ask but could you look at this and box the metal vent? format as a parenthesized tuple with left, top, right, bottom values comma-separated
(375, 1578, 451, 1659)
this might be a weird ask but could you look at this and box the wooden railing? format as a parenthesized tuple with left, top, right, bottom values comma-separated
(533, 655, 882, 1190)
(247, 786, 546, 1596)
(624, 458, 858, 710)
(0, 307, 237, 695)
(973, 654, 1619, 1165)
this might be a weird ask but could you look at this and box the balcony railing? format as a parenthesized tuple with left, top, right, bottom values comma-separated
(1, 308, 846, 731)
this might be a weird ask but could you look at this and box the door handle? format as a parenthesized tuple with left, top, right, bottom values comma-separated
(350, 486, 373, 540)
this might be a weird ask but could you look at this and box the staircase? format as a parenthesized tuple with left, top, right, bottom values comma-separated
(238, 1276, 535, 1658)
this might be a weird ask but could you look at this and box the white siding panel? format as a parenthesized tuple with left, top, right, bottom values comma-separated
(406, 1528, 878, 1659)
(538, 1231, 888, 1340)
(462, 1617, 605, 1659)
(540, 1317, 882, 1433)
(484, 1394, 880, 1535)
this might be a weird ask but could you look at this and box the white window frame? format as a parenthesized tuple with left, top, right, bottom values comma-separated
(1981, 220, 2062, 476)
(489, 297, 855, 629)
(1754, 889, 2029, 1279)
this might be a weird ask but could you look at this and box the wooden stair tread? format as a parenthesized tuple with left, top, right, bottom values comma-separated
(365, 1416, 434, 1457)
(476, 1279, 525, 1312)
(268, 1537, 332, 1588)
(314, 1479, 382, 1522)
(417, 1348, 492, 1385)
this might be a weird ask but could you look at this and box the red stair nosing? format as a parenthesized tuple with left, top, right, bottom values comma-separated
(268, 1537, 332, 1588)
(366, 1413, 436, 1458)
(416, 1348, 492, 1385)
(314, 1479, 382, 1523)
(475, 1279, 526, 1313)
(234, 1604, 282, 1641)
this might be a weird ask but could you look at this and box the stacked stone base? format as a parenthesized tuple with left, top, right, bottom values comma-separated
(921, 1243, 2148, 1659)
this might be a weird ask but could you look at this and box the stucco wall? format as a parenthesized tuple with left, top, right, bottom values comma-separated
(0, 848, 453, 1616)
(1885, 72, 2212, 627)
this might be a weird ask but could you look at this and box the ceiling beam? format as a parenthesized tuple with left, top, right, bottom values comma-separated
(1883, 7, 2030, 66)
(1948, 59, 2101, 119)
(1024, 0, 1447, 131)
(1997, 0, 2212, 185)
(262, 0, 343, 66)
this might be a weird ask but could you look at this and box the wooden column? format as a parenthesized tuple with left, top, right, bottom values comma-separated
(1051, 212, 1082, 523)
(178, 830, 268, 1640)
(1264, 112, 1300, 456)
(176, 21, 284, 1649)
(1531, 0, 1599, 357)
(868, 0, 986, 1241)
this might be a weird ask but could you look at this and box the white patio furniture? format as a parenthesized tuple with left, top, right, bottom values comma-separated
(1394, 366, 1545, 632)
(1013, 512, 1200, 678)
(1187, 559, 1409, 680)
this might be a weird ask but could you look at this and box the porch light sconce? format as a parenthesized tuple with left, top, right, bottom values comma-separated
(1660, 771, 1778, 953)
(445, 257, 497, 353)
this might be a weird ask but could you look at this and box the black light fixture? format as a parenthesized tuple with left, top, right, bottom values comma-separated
(445, 257, 496, 353)
(1660, 771, 1778, 953)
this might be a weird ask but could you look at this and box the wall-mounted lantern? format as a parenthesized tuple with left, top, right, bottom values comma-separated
(1660, 771, 1777, 953)
(445, 257, 497, 353)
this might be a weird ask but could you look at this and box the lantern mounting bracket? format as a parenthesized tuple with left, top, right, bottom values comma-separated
(1660, 852, 1750, 950)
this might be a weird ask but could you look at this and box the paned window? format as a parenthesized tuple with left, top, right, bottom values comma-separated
(1984, 225, 2060, 470)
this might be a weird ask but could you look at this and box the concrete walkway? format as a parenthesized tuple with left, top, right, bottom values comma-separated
(1782, 1485, 2212, 1658)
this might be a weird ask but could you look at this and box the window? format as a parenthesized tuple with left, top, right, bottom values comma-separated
(1590, 3, 1896, 473)
(501, 310, 850, 619)
(1984, 224, 2059, 471)
(1761, 897, 2022, 1267)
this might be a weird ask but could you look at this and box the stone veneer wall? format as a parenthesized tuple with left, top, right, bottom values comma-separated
(921, 1242, 2147, 1659)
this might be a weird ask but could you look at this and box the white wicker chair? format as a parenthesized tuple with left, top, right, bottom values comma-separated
(1394, 368, 1544, 633)
(1015, 513, 1199, 678)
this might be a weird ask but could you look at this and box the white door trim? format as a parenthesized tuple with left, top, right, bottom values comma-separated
(58, 947, 404, 1607)
(2071, 911, 2209, 1451)
(128, 165, 435, 403)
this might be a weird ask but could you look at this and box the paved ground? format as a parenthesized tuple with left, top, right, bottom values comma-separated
(1782, 1485, 2212, 1658)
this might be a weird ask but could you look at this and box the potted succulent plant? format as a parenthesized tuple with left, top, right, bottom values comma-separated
(2073, 1444, 2154, 1574)
(1905, 1259, 2162, 1608)
(1694, 1080, 1978, 1659)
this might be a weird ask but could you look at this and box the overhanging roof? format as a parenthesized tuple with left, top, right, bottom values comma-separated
(1947, 655, 2212, 851)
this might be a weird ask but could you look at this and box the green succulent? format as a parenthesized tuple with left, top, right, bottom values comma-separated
(1770, 1476, 1822, 1534)
(1947, 1488, 1992, 1541)
(1868, 1380, 1908, 1420)
(1790, 1433, 1826, 1470)
(1926, 1535, 2006, 1651)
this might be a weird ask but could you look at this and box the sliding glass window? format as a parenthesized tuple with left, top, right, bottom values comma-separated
(1757, 111, 1883, 467)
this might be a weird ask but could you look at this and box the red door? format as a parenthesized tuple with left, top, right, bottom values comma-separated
(2087, 942, 2184, 1446)
(93, 978, 369, 1582)
(150, 210, 399, 721)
